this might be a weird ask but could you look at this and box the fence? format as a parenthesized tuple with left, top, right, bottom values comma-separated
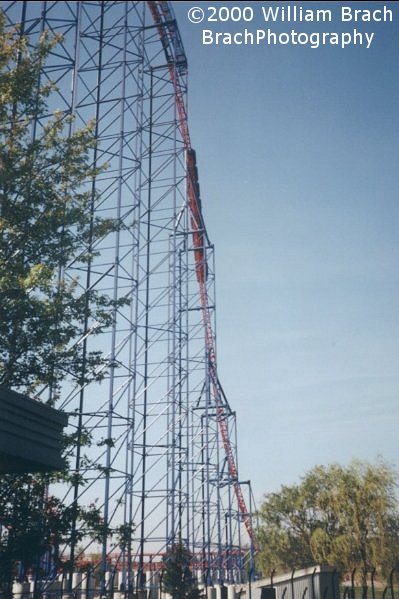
(235, 566, 399, 599)
(3, 565, 399, 599)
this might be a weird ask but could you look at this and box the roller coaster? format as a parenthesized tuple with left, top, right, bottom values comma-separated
(2, 1, 258, 593)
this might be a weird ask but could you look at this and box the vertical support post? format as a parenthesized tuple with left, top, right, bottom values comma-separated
(137, 65, 154, 593)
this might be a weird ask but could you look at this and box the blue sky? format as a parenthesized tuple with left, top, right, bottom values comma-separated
(172, 1, 399, 504)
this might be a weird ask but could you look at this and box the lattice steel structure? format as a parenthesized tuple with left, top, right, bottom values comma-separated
(3, 0, 257, 593)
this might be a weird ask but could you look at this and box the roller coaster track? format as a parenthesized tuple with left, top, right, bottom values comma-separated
(148, 0, 259, 554)
(2, 1, 258, 584)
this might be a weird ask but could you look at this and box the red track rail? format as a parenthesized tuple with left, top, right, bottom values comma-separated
(148, 0, 258, 553)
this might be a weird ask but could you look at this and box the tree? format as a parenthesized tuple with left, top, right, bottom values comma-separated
(161, 543, 203, 599)
(0, 12, 122, 595)
(0, 475, 106, 585)
(0, 13, 119, 399)
(257, 459, 399, 584)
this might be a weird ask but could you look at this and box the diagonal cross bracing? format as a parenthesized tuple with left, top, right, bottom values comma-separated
(3, 0, 257, 590)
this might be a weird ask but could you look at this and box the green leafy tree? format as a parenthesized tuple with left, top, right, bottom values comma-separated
(161, 543, 203, 599)
(0, 13, 119, 398)
(0, 476, 105, 582)
(257, 459, 399, 584)
(0, 12, 122, 595)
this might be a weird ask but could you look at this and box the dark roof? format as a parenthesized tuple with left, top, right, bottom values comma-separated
(0, 386, 68, 474)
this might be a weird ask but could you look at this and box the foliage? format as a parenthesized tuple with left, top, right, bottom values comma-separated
(0, 11, 122, 592)
(0, 11, 121, 399)
(115, 522, 136, 552)
(257, 459, 399, 583)
(161, 543, 203, 599)
(0, 476, 106, 583)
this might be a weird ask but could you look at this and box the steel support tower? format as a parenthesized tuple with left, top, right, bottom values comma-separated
(3, 1, 257, 592)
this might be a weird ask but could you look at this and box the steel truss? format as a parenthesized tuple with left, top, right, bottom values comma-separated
(3, 0, 257, 592)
